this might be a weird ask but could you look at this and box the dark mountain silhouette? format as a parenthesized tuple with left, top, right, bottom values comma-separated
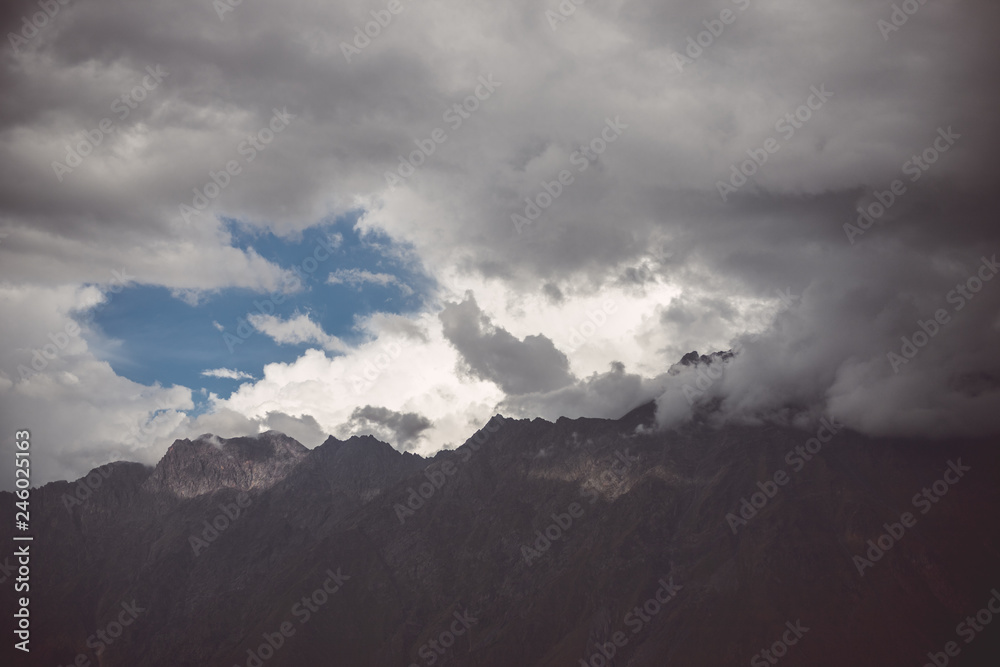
(2, 405, 1000, 666)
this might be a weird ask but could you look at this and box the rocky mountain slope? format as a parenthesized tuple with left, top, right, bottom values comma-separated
(2, 406, 999, 666)
(143, 431, 310, 498)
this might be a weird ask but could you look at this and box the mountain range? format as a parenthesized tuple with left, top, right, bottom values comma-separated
(3, 402, 999, 666)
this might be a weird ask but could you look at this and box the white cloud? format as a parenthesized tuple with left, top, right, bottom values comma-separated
(327, 268, 413, 296)
(0, 284, 194, 487)
(201, 368, 255, 381)
(248, 312, 350, 353)
(218, 310, 504, 455)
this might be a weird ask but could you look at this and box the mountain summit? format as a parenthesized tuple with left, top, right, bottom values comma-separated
(143, 430, 309, 498)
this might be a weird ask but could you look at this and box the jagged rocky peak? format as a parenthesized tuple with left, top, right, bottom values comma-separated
(678, 349, 735, 367)
(309, 434, 424, 478)
(338, 433, 398, 455)
(667, 349, 738, 376)
(143, 431, 309, 498)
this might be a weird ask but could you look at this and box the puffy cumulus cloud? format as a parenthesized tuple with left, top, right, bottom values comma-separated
(357, 311, 431, 343)
(0, 284, 325, 489)
(121, 408, 329, 456)
(248, 312, 350, 353)
(341, 405, 432, 451)
(215, 311, 505, 454)
(439, 292, 575, 395)
(0, 284, 194, 486)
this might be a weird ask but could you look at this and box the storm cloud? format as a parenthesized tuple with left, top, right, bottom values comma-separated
(2, 0, 999, 488)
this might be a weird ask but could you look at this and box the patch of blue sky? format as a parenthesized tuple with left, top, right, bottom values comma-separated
(83, 211, 435, 400)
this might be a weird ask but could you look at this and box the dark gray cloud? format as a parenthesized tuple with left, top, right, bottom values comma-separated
(440, 292, 575, 395)
(345, 405, 431, 450)
(2, 0, 1000, 491)
(261, 411, 326, 447)
(542, 282, 564, 304)
(500, 361, 667, 422)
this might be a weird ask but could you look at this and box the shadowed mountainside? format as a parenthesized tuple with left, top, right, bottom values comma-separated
(2, 405, 1000, 666)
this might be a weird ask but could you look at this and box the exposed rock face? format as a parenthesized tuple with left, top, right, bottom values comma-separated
(142, 431, 310, 498)
(3, 410, 999, 667)
(677, 349, 734, 368)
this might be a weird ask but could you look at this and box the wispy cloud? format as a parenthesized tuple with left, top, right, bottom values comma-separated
(201, 368, 255, 381)
(327, 269, 413, 296)
(248, 312, 349, 353)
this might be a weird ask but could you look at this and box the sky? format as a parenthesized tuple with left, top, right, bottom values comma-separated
(1, 0, 999, 488)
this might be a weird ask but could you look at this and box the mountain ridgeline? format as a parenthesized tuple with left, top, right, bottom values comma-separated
(2, 404, 1000, 666)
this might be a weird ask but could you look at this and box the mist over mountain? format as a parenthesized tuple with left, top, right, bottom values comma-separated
(3, 404, 999, 666)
